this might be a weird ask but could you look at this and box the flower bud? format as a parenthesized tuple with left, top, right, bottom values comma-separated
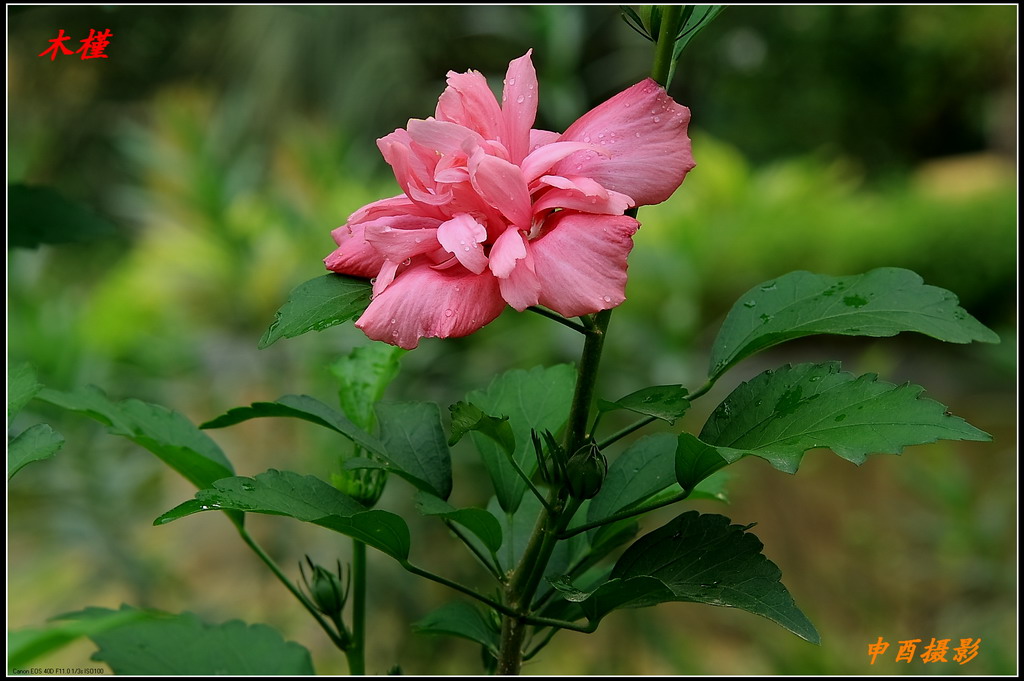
(565, 442, 608, 500)
(533, 429, 567, 486)
(301, 556, 350, 619)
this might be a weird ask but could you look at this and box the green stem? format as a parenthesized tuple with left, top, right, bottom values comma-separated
(566, 308, 612, 452)
(236, 526, 347, 650)
(650, 4, 684, 87)
(560, 488, 692, 540)
(527, 306, 592, 335)
(598, 415, 657, 449)
(401, 561, 513, 616)
(444, 519, 505, 582)
(347, 540, 367, 675)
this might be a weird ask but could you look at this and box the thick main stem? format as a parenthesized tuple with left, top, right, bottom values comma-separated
(346, 539, 367, 675)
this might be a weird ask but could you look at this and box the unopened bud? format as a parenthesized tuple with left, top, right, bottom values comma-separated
(301, 556, 350, 618)
(565, 442, 607, 500)
(533, 429, 567, 486)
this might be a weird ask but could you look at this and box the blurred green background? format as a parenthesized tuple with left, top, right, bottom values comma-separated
(7, 5, 1016, 675)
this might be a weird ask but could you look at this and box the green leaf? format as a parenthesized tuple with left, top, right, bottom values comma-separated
(610, 512, 819, 642)
(588, 433, 678, 527)
(8, 607, 151, 671)
(8, 362, 42, 425)
(672, 5, 725, 56)
(597, 385, 690, 425)
(413, 601, 499, 654)
(258, 274, 372, 349)
(699, 362, 991, 474)
(415, 491, 503, 556)
(8, 423, 64, 479)
(58, 605, 314, 675)
(201, 394, 384, 456)
(688, 469, 731, 504)
(8, 184, 118, 249)
(466, 365, 576, 513)
(154, 470, 410, 561)
(38, 386, 235, 491)
(675, 433, 730, 490)
(709, 268, 1000, 380)
(375, 401, 452, 499)
(331, 343, 405, 431)
(448, 401, 516, 454)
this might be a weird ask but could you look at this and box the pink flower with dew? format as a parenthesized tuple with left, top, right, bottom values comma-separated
(325, 50, 695, 349)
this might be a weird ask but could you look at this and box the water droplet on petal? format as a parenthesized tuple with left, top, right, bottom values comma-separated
(598, 133, 605, 139)
(602, 295, 612, 302)
(508, 77, 516, 85)
(402, 257, 412, 266)
(635, 132, 641, 138)
(463, 246, 470, 252)
(390, 318, 396, 324)
(516, 95, 525, 104)
(653, 116, 661, 123)
(444, 309, 454, 318)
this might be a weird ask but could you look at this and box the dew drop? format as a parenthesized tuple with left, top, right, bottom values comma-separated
(635, 132, 641, 137)
(598, 133, 606, 139)
(390, 318, 396, 324)
(653, 116, 661, 123)
(583, 135, 591, 143)
(603, 295, 612, 302)
(516, 95, 525, 104)
(402, 257, 412, 266)
(743, 300, 757, 308)
(241, 482, 255, 492)
(444, 309, 454, 318)
(760, 282, 777, 292)
(508, 77, 516, 86)
(370, 277, 377, 284)
(414, 237, 422, 243)
(463, 246, 470, 252)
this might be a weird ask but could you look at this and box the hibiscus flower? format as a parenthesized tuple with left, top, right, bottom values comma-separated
(325, 50, 694, 349)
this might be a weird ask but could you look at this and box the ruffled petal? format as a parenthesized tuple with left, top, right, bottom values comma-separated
(436, 214, 489, 275)
(520, 141, 608, 184)
(532, 185, 634, 215)
(554, 79, 694, 206)
(498, 243, 541, 311)
(325, 223, 386, 278)
(435, 70, 504, 140)
(501, 50, 538, 165)
(531, 212, 639, 317)
(469, 150, 532, 228)
(356, 266, 507, 349)
(488, 226, 528, 278)
(362, 216, 441, 262)
(529, 129, 560, 152)
(407, 118, 483, 155)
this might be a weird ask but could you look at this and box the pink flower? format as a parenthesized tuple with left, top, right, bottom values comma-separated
(325, 50, 694, 349)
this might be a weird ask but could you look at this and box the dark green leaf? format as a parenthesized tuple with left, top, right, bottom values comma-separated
(258, 274, 372, 349)
(201, 394, 384, 456)
(619, 5, 653, 41)
(38, 386, 234, 491)
(710, 268, 1000, 380)
(413, 601, 499, 654)
(700, 362, 991, 473)
(8, 184, 118, 249)
(448, 401, 516, 454)
(58, 605, 314, 675)
(688, 470, 731, 504)
(675, 433, 730, 490)
(331, 343, 404, 431)
(154, 470, 410, 561)
(8, 424, 64, 479)
(467, 365, 576, 513)
(597, 385, 690, 425)
(8, 362, 42, 425)
(588, 433, 677, 527)
(7, 607, 150, 670)
(415, 491, 503, 556)
(376, 401, 452, 499)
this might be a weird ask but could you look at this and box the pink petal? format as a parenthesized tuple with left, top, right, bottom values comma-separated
(372, 259, 400, 297)
(356, 265, 507, 349)
(530, 129, 560, 152)
(469, 150, 532, 228)
(532, 186, 634, 216)
(554, 79, 695, 206)
(501, 50, 538, 165)
(436, 214, 489, 275)
(435, 70, 503, 140)
(362, 216, 441, 262)
(497, 243, 541, 311)
(407, 118, 483, 154)
(347, 193, 420, 224)
(531, 212, 639, 317)
(488, 226, 528, 278)
(325, 223, 385, 278)
(520, 141, 609, 184)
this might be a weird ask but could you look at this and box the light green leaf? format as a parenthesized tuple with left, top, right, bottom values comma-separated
(154, 470, 410, 561)
(38, 386, 235, 491)
(709, 268, 1000, 380)
(8, 424, 64, 479)
(8, 362, 42, 425)
(415, 491, 503, 556)
(259, 274, 372, 349)
(9, 184, 118, 249)
(447, 401, 516, 454)
(597, 385, 690, 425)
(413, 601, 499, 654)
(58, 605, 314, 675)
(467, 365, 576, 513)
(201, 394, 384, 456)
(8, 607, 150, 671)
(375, 402, 452, 499)
(700, 362, 991, 474)
(331, 343, 404, 431)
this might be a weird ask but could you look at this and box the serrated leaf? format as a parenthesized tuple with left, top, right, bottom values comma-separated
(9, 184, 118, 249)
(375, 401, 452, 499)
(8, 362, 42, 425)
(331, 343, 405, 431)
(413, 601, 499, 654)
(415, 491, 503, 556)
(8, 424, 64, 479)
(58, 605, 314, 675)
(699, 362, 991, 474)
(8, 606, 150, 670)
(259, 274, 372, 348)
(201, 394, 384, 456)
(597, 385, 690, 425)
(594, 512, 820, 642)
(588, 433, 678, 528)
(448, 401, 516, 454)
(710, 268, 1000, 380)
(37, 386, 234, 491)
(154, 470, 410, 561)
(467, 365, 576, 513)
